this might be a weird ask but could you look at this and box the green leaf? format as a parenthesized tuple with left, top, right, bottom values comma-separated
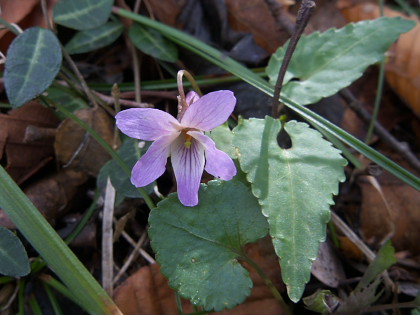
(416, 293, 420, 307)
(128, 23, 178, 62)
(4, 27, 62, 108)
(97, 137, 153, 203)
(65, 21, 124, 54)
(149, 179, 268, 311)
(233, 117, 346, 302)
(0, 227, 30, 277)
(114, 9, 420, 191)
(0, 165, 117, 314)
(336, 241, 397, 313)
(47, 85, 88, 119)
(303, 289, 339, 313)
(53, 0, 113, 30)
(266, 17, 415, 105)
(207, 123, 236, 159)
(356, 240, 397, 290)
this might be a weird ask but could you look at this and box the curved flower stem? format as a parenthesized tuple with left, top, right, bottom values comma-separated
(177, 70, 203, 120)
(182, 70, 203, 96)
(240, 254, 292, 315)
(177, 71, 187, 119)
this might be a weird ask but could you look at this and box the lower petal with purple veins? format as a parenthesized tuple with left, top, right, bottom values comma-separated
(131, 134, 179, 187)
(171, 135, 205, 207)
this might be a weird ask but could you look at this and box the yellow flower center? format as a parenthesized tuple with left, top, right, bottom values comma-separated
(184, 133, 192, 149)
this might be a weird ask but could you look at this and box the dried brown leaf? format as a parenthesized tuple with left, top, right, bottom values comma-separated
(359, 168, 420, 255)
(0, 101, 59, 184)
(337, 236, 365, 262)
(113, 264, 190, 315)
(54, 107, 116, 177)
(305, 0, 347, 32)
(113, 237, 287, 314)
(0, 168, 88, 229)
(145, 0, 186, 28)
(311, 241, 346, 288)
(225, 0, 292, 53)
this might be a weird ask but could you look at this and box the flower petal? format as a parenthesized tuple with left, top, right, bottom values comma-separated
(189, 131, 236, 180)
(180, 90, 236, 131)
(171, 134, 205, 206)
(185, 91, 200, 105)
(116, 108, 181, 141)
(131, 133, 179, 187)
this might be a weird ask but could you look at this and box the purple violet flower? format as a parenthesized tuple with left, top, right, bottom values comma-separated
(115, 90, 237, 206)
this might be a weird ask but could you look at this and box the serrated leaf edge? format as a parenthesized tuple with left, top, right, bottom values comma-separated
(233, 117, 347, 301)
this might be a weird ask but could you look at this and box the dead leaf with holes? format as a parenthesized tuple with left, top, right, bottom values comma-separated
(337, 1, 420, 118)
(114, 237, 287, 314)
(0, 101, 59, 184)
(54, 106, 117, 177)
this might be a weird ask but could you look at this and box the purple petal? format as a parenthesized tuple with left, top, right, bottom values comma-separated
(131, 133, 179, 187)
(185, 91, 200, 105)
(116, 108, 181, 141)
(189, 131, 236, 180)
(170, 134, 205, 206)
(180, 90, 236, 131)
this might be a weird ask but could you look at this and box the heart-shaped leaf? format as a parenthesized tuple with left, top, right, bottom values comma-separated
(65, 21, 124, 54)
(5, 27, 62, 108)
(0, 227, 30, 277)
(233, 117, 346, 302)
(149, 179, 268, 311)
(53, 0, 113, 30)
(266, 17, 415, 105)
(128, 23, 178, 62)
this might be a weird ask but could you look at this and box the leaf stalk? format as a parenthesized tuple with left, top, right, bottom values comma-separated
(271, 0, 316, 118)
